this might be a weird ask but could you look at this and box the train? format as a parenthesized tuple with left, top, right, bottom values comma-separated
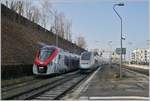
(79, 51, 109, 72)
(33, 45, 80, 75)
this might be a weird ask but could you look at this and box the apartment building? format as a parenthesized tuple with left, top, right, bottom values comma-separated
(132, 48, 149, 64)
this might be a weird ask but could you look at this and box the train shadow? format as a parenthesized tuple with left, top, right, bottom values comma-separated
(34, 69, 79, 79)
(34, 73, 60, 79)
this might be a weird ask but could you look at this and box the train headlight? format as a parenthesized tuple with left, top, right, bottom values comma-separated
(39, 66, 44, 69)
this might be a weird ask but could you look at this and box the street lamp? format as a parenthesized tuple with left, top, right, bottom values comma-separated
(113, 3, 124, 78)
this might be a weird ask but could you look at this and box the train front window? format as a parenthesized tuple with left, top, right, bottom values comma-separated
(39, 48, 55, 61)
(81, 52, 91, 60)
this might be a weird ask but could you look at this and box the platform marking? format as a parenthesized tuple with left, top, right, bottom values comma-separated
(71, 67, 102, 99)
(89, 96, 150, 100)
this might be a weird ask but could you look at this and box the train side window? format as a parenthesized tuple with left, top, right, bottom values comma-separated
(58, 55, 61, 60)
(64, 56, 69, 66)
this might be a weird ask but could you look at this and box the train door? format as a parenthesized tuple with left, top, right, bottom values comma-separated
(57, 54, 64, 73)
(53, 53, 62, 73)
(64, 55, 70, 71)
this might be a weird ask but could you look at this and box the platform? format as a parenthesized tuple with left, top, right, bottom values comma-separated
(124, 64, 149, 70)
(63, 64, 149, 100)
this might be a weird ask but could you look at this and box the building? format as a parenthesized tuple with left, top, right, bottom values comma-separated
(111, 52, 120, 63)
(90, 48, 99, 53)
(131, 48, 149, 64)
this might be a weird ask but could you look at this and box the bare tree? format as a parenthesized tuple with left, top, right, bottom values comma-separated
(76, 36, 86, 49)
(57, 12, 65, 38)
(22, 1, 40, 24)
(24, 0, 32, 18)
(3, 0, 24, 15)
(1, 0, 73, 41)
(40, 0, 72, 40)
(40, 0, 53, 29)
(5, 0, 8, 7)
(50, 9, 60, 35)
(64, 19, 72, 41)
(15, 1, 24, 15)
(50, 11, 72, 41)
(9, 0, 17, 11)
(41, 14, 47, 28)
(30, 6, 40, 23)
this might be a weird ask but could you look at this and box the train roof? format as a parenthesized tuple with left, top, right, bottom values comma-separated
(41, 45, 58, 49)
(41, 45, 80, 57)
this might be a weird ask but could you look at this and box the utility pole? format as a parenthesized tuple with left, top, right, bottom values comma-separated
(113, 3, 124, 78)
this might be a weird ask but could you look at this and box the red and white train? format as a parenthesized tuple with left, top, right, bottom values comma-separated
(33, 45, 80, 75)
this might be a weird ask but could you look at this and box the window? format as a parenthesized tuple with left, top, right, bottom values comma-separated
(39, 48, 55, 61)
(64, 56, 69, 66)
(58, 55, 61, 60)
(81, 52, 91, 60)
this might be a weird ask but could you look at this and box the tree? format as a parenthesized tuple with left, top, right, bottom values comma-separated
(40, 1, 72, 40)
(76, 36, 86, 49)
(40, 0, 53, 29)
(1, 0, 73, 41)
(64, 19, 72, 41)
(3, 0, 25, 15)
(50, 11, 72, 41)
(24, 0, 32, 19)
(9, 0, 17, 11)
(50, 10, 63, 37)
(30, 6, 40, 23)
(5, 0, 8, 7)
(56, 12, 65, 38)
(15, 1, 24, 15)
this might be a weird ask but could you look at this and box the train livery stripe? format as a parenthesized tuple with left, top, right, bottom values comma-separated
(34, 49, 59, 66)
(44, 49, 59, 65)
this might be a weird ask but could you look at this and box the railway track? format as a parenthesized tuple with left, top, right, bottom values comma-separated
(2, 78, 42, 92)
(30, 74, 87, 100)
(2, 71, 89, 100)
(112, 64, 149, 76)
(123, 68, 149, 79)
(123, 65, 149, 76)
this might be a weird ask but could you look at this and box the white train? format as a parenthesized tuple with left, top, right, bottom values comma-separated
(79, 51, 108, 72)
(33, 45, 80, 75)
